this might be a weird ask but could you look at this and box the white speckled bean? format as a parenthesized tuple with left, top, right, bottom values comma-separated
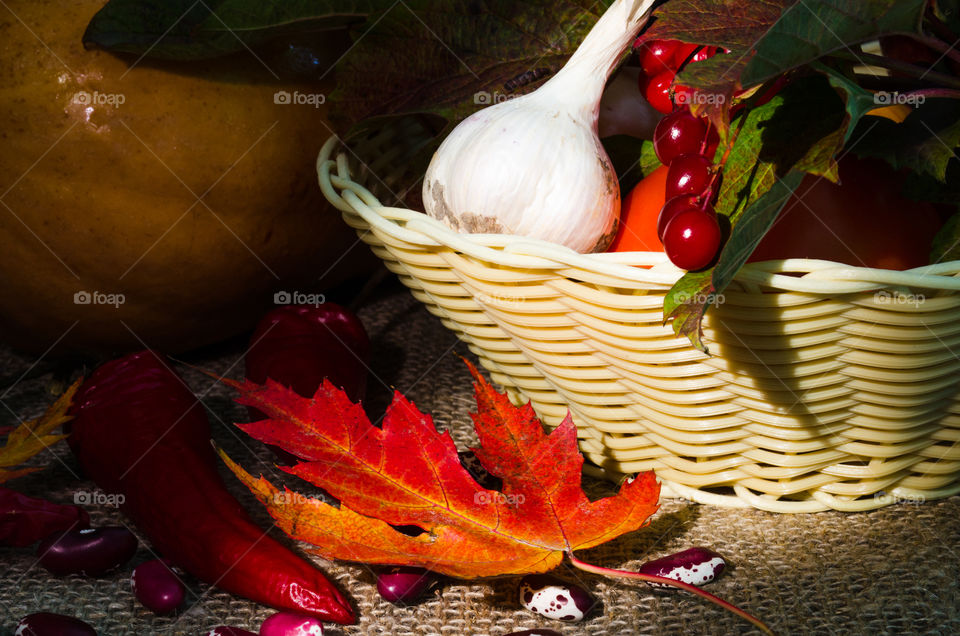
(518, 574, 595, 622)
(208, 627, 257, 636)
(639, 547, 726, 588)
(259, 612, 324, 636)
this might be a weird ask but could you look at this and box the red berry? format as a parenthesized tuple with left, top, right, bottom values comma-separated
(673, 43, 699, 68)
(658, 195, 698, 241)
(644, 70, 676, 115)
(654, 110, 707, 164)
(689, 45, 719, 64)
(657, 195, 712, 241)
(666, 154, 714, 199)
(639, 39, 680, 76)
(702, 124, 720, 160)
(663, 208, 722, 271)
(672, 83, 695, 108)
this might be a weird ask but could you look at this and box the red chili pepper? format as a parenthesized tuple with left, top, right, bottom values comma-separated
(246, 303, 370, 402)
(67, 351, 355, 624)
(245, 303, 370, 464)
(0, 487, 90, 547)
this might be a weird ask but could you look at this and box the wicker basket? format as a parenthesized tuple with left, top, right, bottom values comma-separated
(317, 125, 960, 513)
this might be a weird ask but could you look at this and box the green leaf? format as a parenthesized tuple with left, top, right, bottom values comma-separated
(714, 74, 846, 218)
(813, 61, 883, 145)
(329, 0, 616, 195)
(931, 212, 960, 264)
(712, 171, 805, 289)
(84, 0, 385, 61)
(639, 139, 663, 178)
(664, 74, 850, 351)
(902, 161, 960, 205)
(740, 0, 928, 88)
(333, 0, 613, 132)
(644, 0, 793, 98)
(849, 99, 960, 181)
(665, 172, 803, 352)
(663, 270, 715, 353)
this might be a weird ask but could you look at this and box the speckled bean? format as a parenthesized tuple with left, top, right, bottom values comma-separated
(259, 612, 324, 636)
(638, 546, 726, 588)
(208, 627, 257, 636)
(208, 628, 257, 636)
(518, 574, 595, 622)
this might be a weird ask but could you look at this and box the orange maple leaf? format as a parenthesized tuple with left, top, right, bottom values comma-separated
(219, 361, 659, 579)
(0, 379, 80, 484)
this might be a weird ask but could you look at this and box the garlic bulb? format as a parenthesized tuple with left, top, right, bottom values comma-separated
(423, 0, 656, 253)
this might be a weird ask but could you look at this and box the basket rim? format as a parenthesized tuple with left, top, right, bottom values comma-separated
(317, 135, 960, 295)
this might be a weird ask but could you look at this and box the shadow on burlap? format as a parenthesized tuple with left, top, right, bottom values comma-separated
(1, 286, 958, 635)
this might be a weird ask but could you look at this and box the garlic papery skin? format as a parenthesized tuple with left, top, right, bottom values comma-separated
(423, 0, 656, 253)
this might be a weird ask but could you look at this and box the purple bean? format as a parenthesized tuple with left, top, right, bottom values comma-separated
(258, 612, 324, 636)
(15, 612, 96, 636)
(131, 559, 185, 614)
(207, 628, 257, 636)
(518, 574, 595, 622)
(638, 546, 727, 588)
(37, 526, 137, 576)
(376, 566, 437, 604)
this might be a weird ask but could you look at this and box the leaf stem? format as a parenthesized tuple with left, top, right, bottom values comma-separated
(903, 88, 960, 100)
(925, 11, 960, 46)
(567, 552, 776, 635)
(831, 50, 960, 90)
(908, 32, 960, 66)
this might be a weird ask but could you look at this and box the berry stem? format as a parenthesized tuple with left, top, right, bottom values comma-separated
(567, 552, 775, 635)
(699, 111, 746, 205)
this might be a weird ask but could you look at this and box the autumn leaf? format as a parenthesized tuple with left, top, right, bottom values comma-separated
(219, 361, 659, 579)
(0, 380, 80, 483)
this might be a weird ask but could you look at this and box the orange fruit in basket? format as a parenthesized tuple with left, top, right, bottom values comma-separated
(608, 165, 668, 252)
(0, 0, 373, 355)
(749, 156, 941, 269)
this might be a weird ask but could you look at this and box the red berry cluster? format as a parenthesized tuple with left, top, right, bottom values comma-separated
(637, 39, 724, 271)
(635, 39, 720, 115)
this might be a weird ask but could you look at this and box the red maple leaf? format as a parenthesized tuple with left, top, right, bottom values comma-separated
(218, 361, 659, 578)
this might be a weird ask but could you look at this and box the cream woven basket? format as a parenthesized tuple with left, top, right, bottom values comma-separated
(318, 123, 960, 513)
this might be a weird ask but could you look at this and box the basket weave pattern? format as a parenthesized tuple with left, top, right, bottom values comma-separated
(318, 132, 960, 512)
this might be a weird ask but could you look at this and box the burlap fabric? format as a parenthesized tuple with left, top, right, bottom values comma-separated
(2, 285, 959, 635)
